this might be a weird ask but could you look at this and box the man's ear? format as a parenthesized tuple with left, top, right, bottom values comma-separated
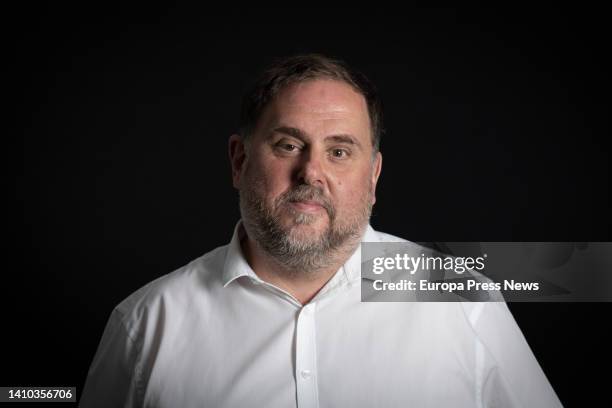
(370, 152, 382, 205)
(229, 134, 247, 189)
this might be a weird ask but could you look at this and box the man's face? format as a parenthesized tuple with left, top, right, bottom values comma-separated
(230, 79, 382, 271)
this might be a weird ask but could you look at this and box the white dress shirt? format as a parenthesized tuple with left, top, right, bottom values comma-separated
(80, 222, 562, 407)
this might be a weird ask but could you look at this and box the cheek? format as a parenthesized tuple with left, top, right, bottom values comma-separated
(246, 156, 293, 198)
(333, 175, 371, 205)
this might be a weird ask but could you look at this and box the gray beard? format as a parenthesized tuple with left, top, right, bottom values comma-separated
(239, 183, 371, 275)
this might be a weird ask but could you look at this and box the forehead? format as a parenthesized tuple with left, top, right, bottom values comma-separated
(255, 79, 371, 141)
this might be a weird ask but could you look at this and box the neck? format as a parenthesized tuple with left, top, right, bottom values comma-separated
(240, 230, 363, 305)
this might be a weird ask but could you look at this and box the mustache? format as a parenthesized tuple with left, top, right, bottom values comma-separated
(276, 185, 335, 218)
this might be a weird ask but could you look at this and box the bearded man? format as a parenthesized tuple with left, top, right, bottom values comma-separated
(80, 54, 561, 408)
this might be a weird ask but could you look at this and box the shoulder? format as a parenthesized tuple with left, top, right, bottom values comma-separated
(112, 244, 229, 337)
(366, 225, 409, 243)
(366, 225, 436, 255)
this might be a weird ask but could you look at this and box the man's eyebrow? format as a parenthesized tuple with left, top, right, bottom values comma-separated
(271, 126, 306, 139)
(325, 134, 361, 147)
(271, 126, 363, 148)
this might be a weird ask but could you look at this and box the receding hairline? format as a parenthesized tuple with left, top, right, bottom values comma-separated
(248, 78, 372, 146)
(239, 53, 383, 152)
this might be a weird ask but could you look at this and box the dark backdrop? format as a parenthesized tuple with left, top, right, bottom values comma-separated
(5, 5, 610, 406)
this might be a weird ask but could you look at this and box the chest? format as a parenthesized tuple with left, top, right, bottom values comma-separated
(141, 295, 477, 407)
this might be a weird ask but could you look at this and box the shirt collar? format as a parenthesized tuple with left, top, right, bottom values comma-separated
(340, 223, 379, 284)
(221, 220, 381, 288)
(221, 221, 260, 287)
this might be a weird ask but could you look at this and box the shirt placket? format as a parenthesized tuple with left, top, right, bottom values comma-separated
(295, 302, 319, 408)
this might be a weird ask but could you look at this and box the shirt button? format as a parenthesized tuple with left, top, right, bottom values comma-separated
(300, 369, 312, 379)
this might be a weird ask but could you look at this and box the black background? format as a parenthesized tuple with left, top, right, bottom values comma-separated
(5, 5, 610, 406)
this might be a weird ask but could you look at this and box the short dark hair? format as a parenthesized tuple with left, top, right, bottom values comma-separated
(239, 54, 383, 152)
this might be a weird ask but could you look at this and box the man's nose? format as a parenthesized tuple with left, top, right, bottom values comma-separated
(296, 149, 325, 187)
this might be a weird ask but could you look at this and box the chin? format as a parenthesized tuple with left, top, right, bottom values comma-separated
(285, 213, 328, 229)
(283, 218, 328, 239)
(286, 229, 327, 249)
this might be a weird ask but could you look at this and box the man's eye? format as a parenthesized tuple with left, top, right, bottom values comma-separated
(281, 144, 298, 151)
(274, 142, 300, 152)
(331, 148, 349, 158)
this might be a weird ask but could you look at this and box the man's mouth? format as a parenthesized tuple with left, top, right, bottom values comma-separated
(289, 200, 325, 213)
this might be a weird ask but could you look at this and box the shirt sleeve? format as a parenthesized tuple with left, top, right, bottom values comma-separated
(466, 302, 563, 408)
(79, 308, 143, 408)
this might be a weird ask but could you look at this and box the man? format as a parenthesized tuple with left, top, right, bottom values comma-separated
(80, 54, 562, 407)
